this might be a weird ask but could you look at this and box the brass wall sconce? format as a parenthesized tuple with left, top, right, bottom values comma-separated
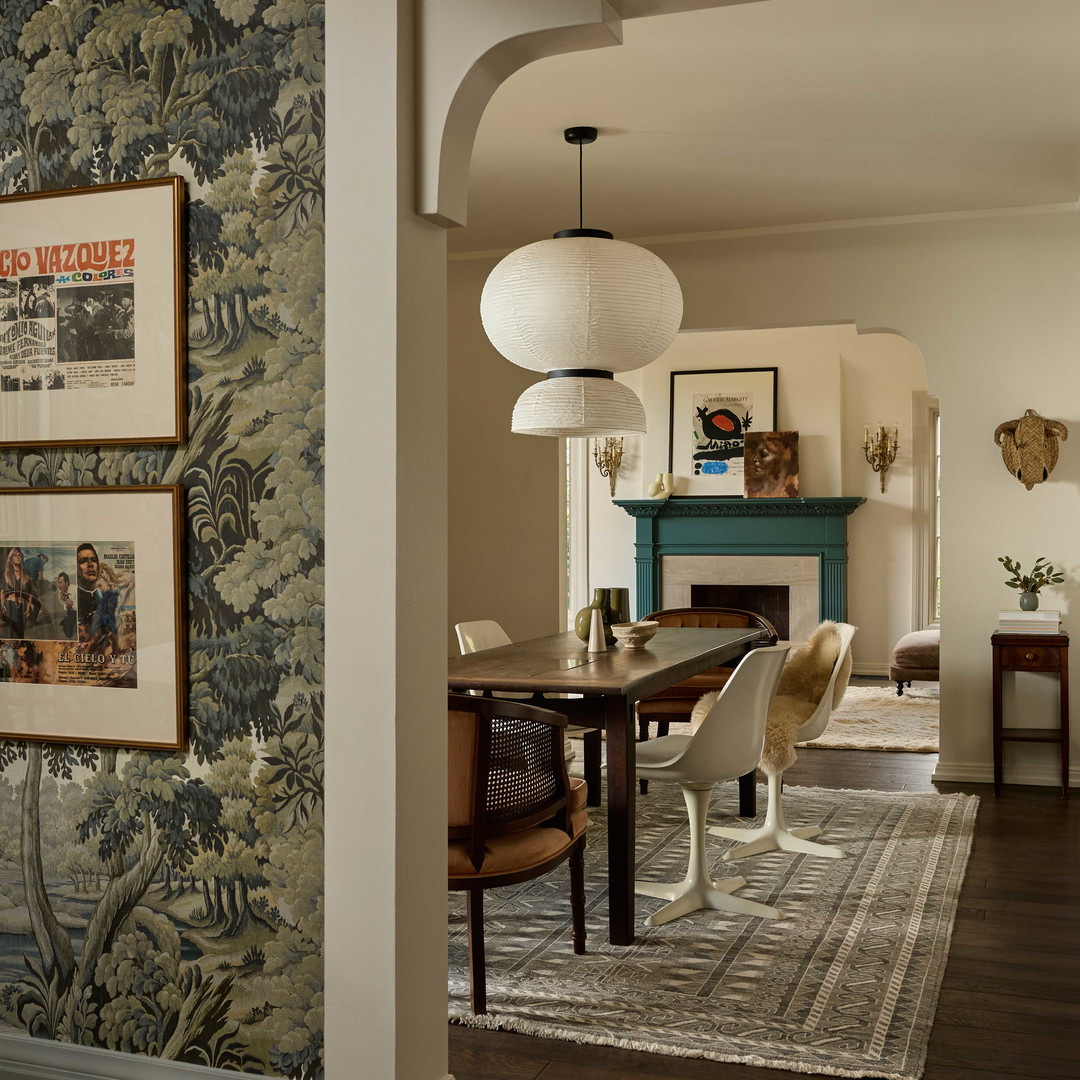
(592, 436, 624, 497)
(863, 423, 899, 493)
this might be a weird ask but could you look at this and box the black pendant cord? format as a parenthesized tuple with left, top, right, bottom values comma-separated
(554, 126, 612, 241)
(578, 138, 584, 230)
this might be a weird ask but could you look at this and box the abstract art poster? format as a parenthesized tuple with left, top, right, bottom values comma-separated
(0, 486, 185, 749)
(668, 368, 777, 496)
(0, 177, 185, 447)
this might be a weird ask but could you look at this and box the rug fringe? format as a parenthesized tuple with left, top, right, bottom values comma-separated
(449, 1011, 924, 1079)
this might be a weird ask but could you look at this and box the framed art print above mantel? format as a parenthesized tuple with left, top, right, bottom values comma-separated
(0, 176, 186, 448)
(668, 367, 778, 497)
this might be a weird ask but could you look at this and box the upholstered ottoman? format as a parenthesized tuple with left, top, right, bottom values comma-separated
(889, 628, 940, 696)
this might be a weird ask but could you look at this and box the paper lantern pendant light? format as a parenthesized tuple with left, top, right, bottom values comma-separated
(511, 372, 647, 438)
(480, 127, 683, 437)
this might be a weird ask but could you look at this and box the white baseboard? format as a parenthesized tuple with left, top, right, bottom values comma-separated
(932, 760, 1079, 787)
(0, 1035, 238, 1079)
(931, 762, 992, 784)
(850, 663, 890, 677)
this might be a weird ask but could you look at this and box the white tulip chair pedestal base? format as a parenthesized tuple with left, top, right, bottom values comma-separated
(635, 782, 783, 926)
(710, 773, 846, 861)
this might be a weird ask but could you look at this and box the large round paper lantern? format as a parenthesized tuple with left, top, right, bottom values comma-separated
(481, 237, 682, 374)
(479, 126, 684, 438)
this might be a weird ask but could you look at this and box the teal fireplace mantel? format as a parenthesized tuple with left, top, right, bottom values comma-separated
(614, 497, 866, 621)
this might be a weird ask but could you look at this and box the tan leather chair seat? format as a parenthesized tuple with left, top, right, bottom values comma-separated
(449, 778, 588, 878)
(636, 669, 732, 705)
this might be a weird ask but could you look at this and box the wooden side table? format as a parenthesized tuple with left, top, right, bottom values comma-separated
(991, 631, 1069, 798)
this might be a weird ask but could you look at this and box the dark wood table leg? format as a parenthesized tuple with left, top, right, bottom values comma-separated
(554, 697, 603, 806)
(583, 728, 602, 807)
(738, 769, 757, 817)
(992, 645, 1003, 796)
(604, 694, 636, 946)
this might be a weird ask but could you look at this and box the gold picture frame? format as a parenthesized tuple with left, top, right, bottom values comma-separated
(0, 485, 186, 750)
(0, 176, 186, 447)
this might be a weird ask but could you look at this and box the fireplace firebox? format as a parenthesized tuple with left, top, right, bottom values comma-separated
(691, 584, 791, 640)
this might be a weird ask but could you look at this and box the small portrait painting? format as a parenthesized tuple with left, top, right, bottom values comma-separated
(744, 430, 799, 498)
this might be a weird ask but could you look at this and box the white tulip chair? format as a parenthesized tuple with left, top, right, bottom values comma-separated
(634, 644, 790, 927)
(710, 623, 857, 861)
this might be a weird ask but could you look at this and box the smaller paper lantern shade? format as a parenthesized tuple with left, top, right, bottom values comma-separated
(481, 237, 683, 374)
(511, 378, 646, 437)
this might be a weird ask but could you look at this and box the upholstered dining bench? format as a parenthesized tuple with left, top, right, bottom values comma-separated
(889, 627, 940, 696)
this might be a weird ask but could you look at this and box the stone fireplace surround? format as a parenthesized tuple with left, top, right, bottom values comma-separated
(665, 555, 818, 640)
(615, 498, 865, 636)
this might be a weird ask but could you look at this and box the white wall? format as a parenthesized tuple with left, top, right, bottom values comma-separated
(328, 4, 448, 1080)
(447, 257, 563, 652)
(583, 322, 927, 673)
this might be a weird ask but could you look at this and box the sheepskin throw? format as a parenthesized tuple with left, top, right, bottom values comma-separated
(691, 622, 852, 776)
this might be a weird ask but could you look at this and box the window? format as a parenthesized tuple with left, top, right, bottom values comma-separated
(564, 438, 589, 629)
(932, 409, 941, 621)
(912, 392, 940, 628)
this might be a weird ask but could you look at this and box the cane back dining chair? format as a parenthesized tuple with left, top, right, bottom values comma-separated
(448, 693, 588, 1014)
(634, 644, 790, 926)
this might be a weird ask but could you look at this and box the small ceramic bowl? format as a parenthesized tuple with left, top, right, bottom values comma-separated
(610, 621, 659, 649)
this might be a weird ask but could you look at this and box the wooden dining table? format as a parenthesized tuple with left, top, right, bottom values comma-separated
(447, 625, 765, 945)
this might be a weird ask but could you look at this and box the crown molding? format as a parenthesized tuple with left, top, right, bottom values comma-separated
(449, 200, 1080, 262)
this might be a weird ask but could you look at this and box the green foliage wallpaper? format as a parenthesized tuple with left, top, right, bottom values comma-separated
(0, 2, 324, 1075)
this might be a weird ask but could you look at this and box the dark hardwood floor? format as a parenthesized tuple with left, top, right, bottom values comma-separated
(449, 749, 1080, 1080)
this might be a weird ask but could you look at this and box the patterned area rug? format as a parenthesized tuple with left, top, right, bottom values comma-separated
(799, 681, 939, 753)
(449, 781, 977, 1079)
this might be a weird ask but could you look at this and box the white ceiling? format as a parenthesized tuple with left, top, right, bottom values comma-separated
(451, 0, 1080, 255)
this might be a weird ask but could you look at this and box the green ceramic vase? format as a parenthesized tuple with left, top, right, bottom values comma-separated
(574, 588, 616, 645)
(608, 587, 631, 626)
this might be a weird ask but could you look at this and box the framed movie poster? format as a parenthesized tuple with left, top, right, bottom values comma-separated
(0, 485, 186, 749)
(668, 368, 778, 496)
(0, 176, 185, 448)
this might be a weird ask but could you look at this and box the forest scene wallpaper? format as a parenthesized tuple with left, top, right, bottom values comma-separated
(0, 1, 324, 1076)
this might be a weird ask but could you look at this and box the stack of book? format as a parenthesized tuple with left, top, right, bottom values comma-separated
(997, 609, 1062, 634)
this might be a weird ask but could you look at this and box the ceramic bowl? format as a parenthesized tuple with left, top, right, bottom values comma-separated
(610, 621, 659, 649)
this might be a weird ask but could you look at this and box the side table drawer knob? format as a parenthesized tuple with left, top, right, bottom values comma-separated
(1026, 652, 1035, 660)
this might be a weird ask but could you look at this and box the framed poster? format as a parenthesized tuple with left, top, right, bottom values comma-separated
(0, 485, 186, 749)
(668, 367, 778, 496)
(0, 176, 185, 447)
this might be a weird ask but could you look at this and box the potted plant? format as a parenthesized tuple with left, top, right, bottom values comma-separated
(997, 555, 1064, 611)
